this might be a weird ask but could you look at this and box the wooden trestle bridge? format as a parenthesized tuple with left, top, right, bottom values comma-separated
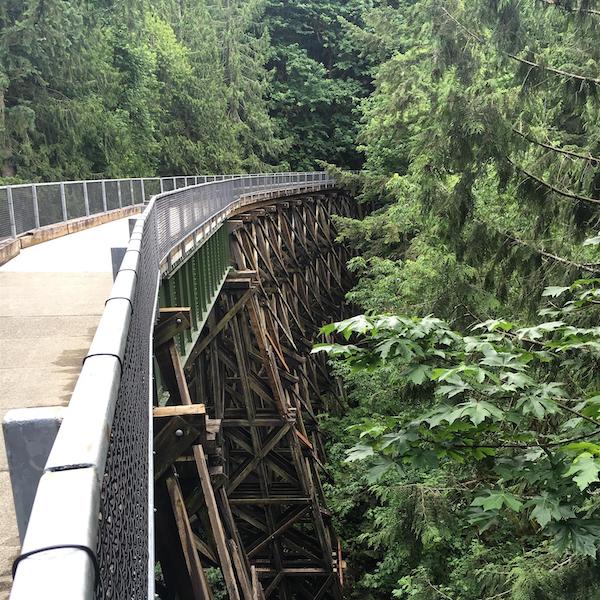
(2, 173, 358, 600)
(153, 190, 355, 600)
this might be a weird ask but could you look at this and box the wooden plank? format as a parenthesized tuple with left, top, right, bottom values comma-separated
(170, 340, 193, 405)
(228, 497, 310, 505)
(155, 478, 197, 600)
(166, 475, 214, 600)
(295, 429, 314, 452)
(229, 538, 255, 600)
(154, 404, 206, 418)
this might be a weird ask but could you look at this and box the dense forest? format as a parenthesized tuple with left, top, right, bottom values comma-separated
(0, 0, 369, 181)
(4, 0, 600, 598)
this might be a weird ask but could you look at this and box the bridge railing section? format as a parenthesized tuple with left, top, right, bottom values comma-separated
(0, 174, 247, 242)
(9, 171, 335, 600)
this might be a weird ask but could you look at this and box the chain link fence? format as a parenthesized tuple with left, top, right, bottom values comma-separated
(9, 171, 335, 600)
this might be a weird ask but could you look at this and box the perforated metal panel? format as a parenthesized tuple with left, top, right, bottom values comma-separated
(37, 184, 63, 227)
(95, 209, 159, 600)
(0, 188, 11, 240)
(87, 181, 105, 214)
(65, 182, 86, 220)
(120, 181, 133, 207)
(10, 186, 36, 233)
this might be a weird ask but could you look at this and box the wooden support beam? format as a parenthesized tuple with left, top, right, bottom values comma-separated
(155, 478, 198, 600)
(155, 307, 192, 347)
(192, 534, 218, 566)
(186, 288, 255, 369)
(154, 404, 206, 418)
(154, 416, 203, 481)
(228, 497, 311, 506)
(193, 443, 242, 600)
(247, 505, 311, 559)
(166, 474, 214, 600)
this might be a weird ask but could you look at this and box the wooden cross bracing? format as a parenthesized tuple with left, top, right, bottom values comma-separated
(153, 191, 356, 600)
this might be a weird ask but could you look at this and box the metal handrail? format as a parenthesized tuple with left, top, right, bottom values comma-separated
(0, 174, 252, 241)
(9, 171, 335, 600)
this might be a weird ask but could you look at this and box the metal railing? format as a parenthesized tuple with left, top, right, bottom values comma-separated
(9, 171, 335, 600)
(0, 174, 250, 242)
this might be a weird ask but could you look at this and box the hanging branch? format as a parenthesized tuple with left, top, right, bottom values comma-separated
(507, 157, 600, 206)
(513, 128, 600, 164)
(536, 0, 600, 17)
(475, 218, 600, 273)
(502, 228, 600, 273)
(440, 6, 600, 85)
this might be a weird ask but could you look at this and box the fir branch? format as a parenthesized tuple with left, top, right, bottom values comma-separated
(481, 222, 600, 274)
(513, 128, 600, 164)
(508, 157, 600, 206)
(536, 0, 600, 17)
(509, 234, 600, 273)
(440, 6, 600, 85)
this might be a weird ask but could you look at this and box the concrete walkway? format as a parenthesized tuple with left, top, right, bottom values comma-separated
(0, 217, 135, 598)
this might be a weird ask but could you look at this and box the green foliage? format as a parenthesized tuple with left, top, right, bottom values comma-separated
(318, 276, 600, 597)
(0, 0, 286, 182)
(265, 0, 373, 169)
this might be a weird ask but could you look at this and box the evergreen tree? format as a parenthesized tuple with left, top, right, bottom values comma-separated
(265, 0, 373, 169)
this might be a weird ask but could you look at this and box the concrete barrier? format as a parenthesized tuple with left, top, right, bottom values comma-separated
(16, 205, 142, 251)
(0, 238, 20, 265)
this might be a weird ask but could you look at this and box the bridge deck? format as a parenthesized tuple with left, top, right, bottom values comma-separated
(0, 218, 135, 598)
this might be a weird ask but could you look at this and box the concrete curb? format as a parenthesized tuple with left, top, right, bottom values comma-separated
(0, 205, 143, 267)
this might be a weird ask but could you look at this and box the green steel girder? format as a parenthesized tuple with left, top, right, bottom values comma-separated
(158, 225, 230, 362)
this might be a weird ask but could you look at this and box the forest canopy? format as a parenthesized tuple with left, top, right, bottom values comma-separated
(0, 0, 369, 182)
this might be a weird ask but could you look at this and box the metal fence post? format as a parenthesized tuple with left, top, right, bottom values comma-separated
(129, 180, 134, 206)
(6, 186, 17, 238)
(32, 185, 40, 228)
(83, 182, 90, 216)
(140, 179, 146, 203)
(117, 181, 123, 208)
(101, 180, 108, 212)
(160, 178, 164, 193)
(59, 182, 68, 221)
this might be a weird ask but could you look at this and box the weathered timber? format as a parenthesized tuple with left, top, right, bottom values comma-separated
(155, 307, 192, 347)
(166, 474, 214, 600)
(155, 190, 357, 600)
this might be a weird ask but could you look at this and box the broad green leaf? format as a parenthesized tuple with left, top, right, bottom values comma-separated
(550, 519, 600, 556)
(366, 457, 396, 484)
(581, 395, 600, 420)
(345, 444, 375, 462)
(564, 452, 600, 491)
(517, 395, 558, 420)
(448, 400, 504, 426)
(402, 364, 430, 385)
(542, 286, 570, 297)
(311, 343, 360, 356)
(471, 490, 523, 512)
(528, 493, 575, 528)
(563, 442, 600, 456)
